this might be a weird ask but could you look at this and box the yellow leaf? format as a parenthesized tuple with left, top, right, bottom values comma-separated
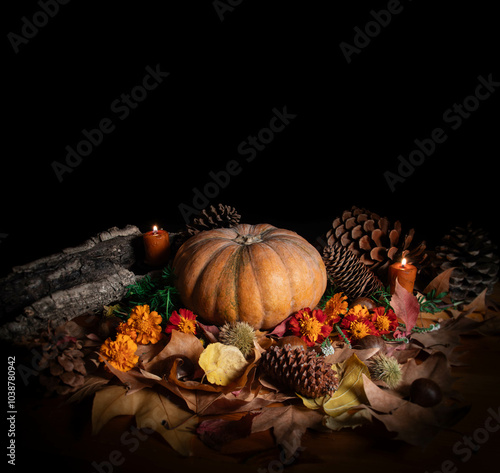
(92, 386, 198, 456)
(322, 354, 370, 418)
(323, 407, 372, 431)
(198, 342, 248, 386)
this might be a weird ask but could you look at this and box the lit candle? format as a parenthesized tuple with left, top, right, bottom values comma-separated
(388, 257, 417, 294)
(143, 225, 170, 266)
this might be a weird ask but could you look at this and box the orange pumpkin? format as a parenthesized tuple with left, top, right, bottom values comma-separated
(173, 223, 327, 329)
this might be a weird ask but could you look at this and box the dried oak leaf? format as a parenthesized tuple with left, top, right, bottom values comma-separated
(92, 385, 198, 456)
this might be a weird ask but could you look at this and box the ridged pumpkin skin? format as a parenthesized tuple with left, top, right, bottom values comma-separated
(173, 223, 327, 330)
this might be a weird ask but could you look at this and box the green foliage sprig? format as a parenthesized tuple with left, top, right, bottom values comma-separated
(115, 266, 181, 322)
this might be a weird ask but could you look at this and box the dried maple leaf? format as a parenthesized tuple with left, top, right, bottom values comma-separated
(362, 365, 470, 446)
(411, 312, 483, 364)
(92, 385, 198, 456)
(251, 405, 324, 459)
(391, 279, 420, 337)
(396, 352, 458, 399)
(423, 267, 454, 297)
(196, 413, 258, 450)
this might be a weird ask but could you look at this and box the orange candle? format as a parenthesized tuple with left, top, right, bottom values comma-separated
(143, 226, 170, 266)
(389, 258, 417, 294)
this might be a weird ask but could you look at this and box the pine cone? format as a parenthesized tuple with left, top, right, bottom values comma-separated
(432, 224, 499, 302)
(323, 242, 383, 299)
(261, 344, 339, 398)
(186, 204, 241, 236)
(324, 206, 427, 278)
(38, 335, 87, 395)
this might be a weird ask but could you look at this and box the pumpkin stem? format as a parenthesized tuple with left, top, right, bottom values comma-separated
(233, 234, 263, 245)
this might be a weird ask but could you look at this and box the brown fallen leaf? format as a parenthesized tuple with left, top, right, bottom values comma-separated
(396, 352, 458, 399)
(323, 407, 372, 431)
(196, 412, 258, 450)
(65, 374, 110, 404)
(251, 404, 325, 459)
(423, 267, 455, 298)
(391, 279, 420, 337)
(92, 385, 198, 456)
(143, 330, 204, 377)
(411, 312, 483, 364)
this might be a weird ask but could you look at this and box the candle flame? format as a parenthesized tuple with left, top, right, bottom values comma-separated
(153, 225, 158, 234)
(401, 257, 407, 267)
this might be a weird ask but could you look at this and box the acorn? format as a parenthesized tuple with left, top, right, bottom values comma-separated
(352, 335, 386, 352)
(410, 378, 443, 407)
(349, 297, 378, 310)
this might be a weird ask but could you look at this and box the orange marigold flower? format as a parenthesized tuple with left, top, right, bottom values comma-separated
(324, 292, 348, 324)
(371, 307, 398, 334)
(166, 308, 197, 335)
(288, 307, 333, 347)
(99, 334, 139, 372)
(346, 304, 371, 319)
(126, 304, 163, 344)
(116, 321, 138, 341)
(340, 308, 379, 342)
(349, 319, 374, 340)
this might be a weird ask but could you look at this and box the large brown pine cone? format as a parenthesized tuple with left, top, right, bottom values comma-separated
(324, 206, 427, 278)
(431, 223, 499, 302)
(323, 242, 383, 299)
(261, 344, 339, 398)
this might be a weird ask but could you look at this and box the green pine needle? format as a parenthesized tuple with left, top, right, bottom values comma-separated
(116, 265, 181, 322)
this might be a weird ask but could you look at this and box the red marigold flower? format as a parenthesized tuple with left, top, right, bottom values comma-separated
(288, 307, 333, 347)
(371, 307, 398, 334)
(166, 308, 197, 335)
(340, 307, 380, 342)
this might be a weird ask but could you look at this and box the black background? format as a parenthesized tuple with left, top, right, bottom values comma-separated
(2, 0, 499, 276)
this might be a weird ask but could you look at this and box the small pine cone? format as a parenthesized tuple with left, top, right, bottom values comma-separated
(261, 344, 339, 398)
(323, 242, 383, 299)
(186, 204, 241, 236)
(37, 336, 87, 395)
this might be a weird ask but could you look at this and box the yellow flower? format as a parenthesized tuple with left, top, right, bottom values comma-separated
(126, 304, 163, 344)
(349, 320, 372, 340)
(324, 292, 348, 324)
(347, 304, 370, 319)
(374, 314, 392, 332)
(99, 334, 139, 372)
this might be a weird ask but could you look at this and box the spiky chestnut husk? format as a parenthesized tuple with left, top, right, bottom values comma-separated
(368, 352, 402, 389)
(218, 321, 256, 357)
